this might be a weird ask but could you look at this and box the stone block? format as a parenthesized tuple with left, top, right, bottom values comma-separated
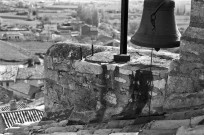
(54, 63, 70, 71)
(45, 70, 59, 82)
(58, 120, 68, 127)
(168, 59, 180, 74)
(44, 56, 53, 69)
(153, 79, 166, 90)
(104, 91, 117, 106)
(139, 129, 177, 135)
(182, 27, 204, 45)
(147, 119, 190, 130)
(108, 120, 135, 128)
(45, 127, 68, 133)
(167, 76, 194, 95)
(74, 60, 103, 75)
(164, 91, 204, 110)
(51, 132, 77, 135)
(165, 109, 204, 120)
(176, 125, 204, 135)
(179, 62, 204, 75)
(93, 129, 113, 135)
(77, 130, 94, 135)
(110, 133, 138, 135)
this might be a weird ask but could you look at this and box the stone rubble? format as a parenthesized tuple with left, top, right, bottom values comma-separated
(1, 110, 204, 135)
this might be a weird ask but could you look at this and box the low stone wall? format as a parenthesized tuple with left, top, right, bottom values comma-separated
(44, 42, 178, 123)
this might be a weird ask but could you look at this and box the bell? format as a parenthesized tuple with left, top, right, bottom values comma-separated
(130, 0, 181, 50)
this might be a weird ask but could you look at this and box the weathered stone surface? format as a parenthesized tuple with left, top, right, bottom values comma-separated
(182, 26, 204, 44)
(38, 120, 56, 126)
(4, 127, 28, 135)
(58, 120, 68, 127)
(139, 129, 177, 135)
(77, 130, 95, 135)
(110, 133, 138, 135)
(44, 41, 176, 122)
(85, 51, 116, 63)
(45, 127, 68, 133)
(51, 132, 77, 135)
(147, 119, 190, 130)
(74, 60, 103, 75)
(153, 79, 166, 90)
(164, 91, 204, 110)
(167, 76, 194, 95)
(46, 43, 107, 60)
(107, 120, 135, 128)
(165, 109, 204, 120)
(176, 125, 204, 135)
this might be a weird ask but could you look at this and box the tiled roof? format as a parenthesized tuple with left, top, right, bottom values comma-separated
(17, 65, 44, 80)
(0, 41, 29, 62)
(1, 109, 44, 128)
(0, 65, 18, 81)
(0, 102, 27, 112)
(10, 83, 38, 95)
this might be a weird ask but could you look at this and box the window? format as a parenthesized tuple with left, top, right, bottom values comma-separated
(6, 82, 9, 87)
(0, 82, 3, 86)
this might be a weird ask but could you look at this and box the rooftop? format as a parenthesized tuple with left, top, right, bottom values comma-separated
(0, 109, 44, 128)
(17, 65, 44, 80)
(0, 65, 18, 81)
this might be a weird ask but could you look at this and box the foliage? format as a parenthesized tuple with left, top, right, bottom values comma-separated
(77, 4, 99, 27)
(40, 15, 51, 25)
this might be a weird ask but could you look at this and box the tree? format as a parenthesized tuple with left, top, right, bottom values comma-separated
(92, 8, 99, 27)
(77, 4, 99, 27)
(41, 16, 51, 25)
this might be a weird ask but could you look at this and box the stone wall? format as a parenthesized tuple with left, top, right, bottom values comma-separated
(165, 0, 204, 110)
(0, 86, 13, 104)
(44, 42, 178, 123)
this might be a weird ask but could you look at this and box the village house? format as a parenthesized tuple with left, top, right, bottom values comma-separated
(0, 65, 44, 99)
(38, 30, 52, 41)
(63, 20, 83, 31)
(0, 65, 19, 88)
(0, 100, 28, 112)
(80, 24, 98, 38)
(21, 31, 36, 41)
(44, 23, 58, 32)
(16, 65, 44, 87)
(9, 83, 41, 99)
(2, 32, 24, 41)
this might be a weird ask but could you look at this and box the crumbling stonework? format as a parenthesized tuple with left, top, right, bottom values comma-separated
(44, 42, 177, 122)
(165, 0, 204, 111)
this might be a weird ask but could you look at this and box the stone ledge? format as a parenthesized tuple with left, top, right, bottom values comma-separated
(73, 60, 103, 75)
(163, 91, 204, 110)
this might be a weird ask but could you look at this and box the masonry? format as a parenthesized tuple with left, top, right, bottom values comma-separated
(43, 42, 179, 123)
(44, 0, 204, 124)
(165, 0, 204, 111)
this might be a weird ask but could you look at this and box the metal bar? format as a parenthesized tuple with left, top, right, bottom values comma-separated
(120, 0, 129, 54)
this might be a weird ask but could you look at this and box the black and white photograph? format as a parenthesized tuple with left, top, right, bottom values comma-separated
(1, 0, 203, 134)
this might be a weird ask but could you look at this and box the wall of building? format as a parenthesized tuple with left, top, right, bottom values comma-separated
(44, 43, 176, 122)
(0, 86, 13, 104)
(165, 0, 204, 111)
(0, 81, 14, 88)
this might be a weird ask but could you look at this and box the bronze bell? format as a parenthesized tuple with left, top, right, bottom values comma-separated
(130, 0, 181, 50)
